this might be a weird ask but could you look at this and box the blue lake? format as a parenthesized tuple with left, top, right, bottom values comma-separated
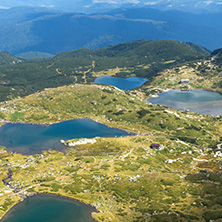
(0, 118, 130, 155)
(94, 76, 147, 90)
(148, 89, 222, 116)
(1, 195, 95, 222)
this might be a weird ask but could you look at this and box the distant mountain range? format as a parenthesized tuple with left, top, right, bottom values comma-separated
(0, 6, 222, 54)
(1, 0, 222, 13)
(16, 51, 54, 59)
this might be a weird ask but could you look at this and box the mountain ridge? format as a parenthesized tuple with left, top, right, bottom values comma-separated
(1, 7, 222, 54)
(1, 0, 222, 13)
(0, 39, 207, 101)
(0, 52, 20, 66)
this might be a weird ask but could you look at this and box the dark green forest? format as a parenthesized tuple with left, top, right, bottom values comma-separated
(0, 40, 208, 101)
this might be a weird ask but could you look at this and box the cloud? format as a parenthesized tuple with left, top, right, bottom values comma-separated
(93, 0, 140, 4)
(204, 1, 213, 5)
(144, 1, 162, 6)
(40, 4, 55, 8)
(0, 5, 9, 9)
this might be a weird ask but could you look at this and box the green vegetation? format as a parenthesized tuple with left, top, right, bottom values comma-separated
(1, 84, 221, 148)
(0, 41, 221, 222)
(0, 40, 206, 101)
(0, 52, 20, 66)
(0, 83, 221, 221)
(0, 133, 221, 221)
(10, 112, 24, 121)
(185, 42, 211, 56)
(144, 49, 222, 92)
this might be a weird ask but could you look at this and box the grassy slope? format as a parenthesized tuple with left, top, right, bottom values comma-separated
(0, 40, 205, 101)
(144, 58, 222, 92)
(0, 84, 221, 144)
(0, 84, 221, 221)
(144, 48, 222, 92)
(0, 52, 20, 66)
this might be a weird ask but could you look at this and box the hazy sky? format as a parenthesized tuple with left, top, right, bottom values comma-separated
(0, 0, 221, 13)
(0, 0, 140, 7)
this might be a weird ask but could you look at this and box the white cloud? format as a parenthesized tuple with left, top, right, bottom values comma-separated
(144, 1, 161, 6)
(93, 0, 140, 4)
(204, 1, 213, 5)
(0, 5, 9, 9)
(40, 5, 55, 8)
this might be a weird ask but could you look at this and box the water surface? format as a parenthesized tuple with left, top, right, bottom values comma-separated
(94, 76, 147, 90)
(1, 195, 95, 222)
(148, 89, 222, 116)
(0, 118, 130, 155)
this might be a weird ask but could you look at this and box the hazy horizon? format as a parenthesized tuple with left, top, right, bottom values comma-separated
(0, 0, 222, 13)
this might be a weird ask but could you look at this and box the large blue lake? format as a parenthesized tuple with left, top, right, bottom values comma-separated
(1, 195, 95, 222)
(94, 76, 147, 90)
(148, 89, 222, 116)
(0, 118, 130, 155)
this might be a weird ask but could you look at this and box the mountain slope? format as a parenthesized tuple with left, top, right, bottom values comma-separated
(144, 49, 222, 92)
(184, 42, 211, 56)
(1, 7, 222, 54)
(0, 40, 206, 102)
(0, 52, 20, 66)
(0, 83, 221, 222)
(211, 48, 222, 63)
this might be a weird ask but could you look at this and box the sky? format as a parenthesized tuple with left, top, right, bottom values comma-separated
(0, 0, 222, 13)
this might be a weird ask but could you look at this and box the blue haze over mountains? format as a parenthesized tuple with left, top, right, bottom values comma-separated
(1, 0, 222, 13)
(0, 0, 222, 54)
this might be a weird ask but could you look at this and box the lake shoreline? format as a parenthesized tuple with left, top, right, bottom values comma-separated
(0, 118, 136, 155)
(147, 88, 222, 116)
(94, 76, 148, 91)
(146, 87, 222, 98)
(0, 117, 135, 135)
(0, 193, 99, 222)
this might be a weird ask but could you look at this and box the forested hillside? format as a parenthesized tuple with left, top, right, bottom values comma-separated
(0, 40, 207, 101)
(1, 7, 222, 54)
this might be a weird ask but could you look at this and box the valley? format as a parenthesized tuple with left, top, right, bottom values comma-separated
(0, 81, 221, 221)
(0, 39, 221, 221)
(0, 40, 208, 102)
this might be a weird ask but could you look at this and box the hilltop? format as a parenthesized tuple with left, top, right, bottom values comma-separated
(144, 48, 222, 92)
(0, 52, 20, 66)
(16, 51, 54, 59)
(211, 48, 222, 63)
(0, 40, 207, 102)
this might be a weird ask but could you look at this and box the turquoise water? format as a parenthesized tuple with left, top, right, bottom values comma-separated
(94, 76, 147, 90)
(0, 118, 130, 155)
(1, 195, 95, 222)
(148, 89, 222, 116)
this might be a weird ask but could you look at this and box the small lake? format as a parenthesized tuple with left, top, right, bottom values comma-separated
(94, 76, 147, 90)
(1, 195, 95, 222)
(0, 118, 130, 155)
(148, 89, 222, 116)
